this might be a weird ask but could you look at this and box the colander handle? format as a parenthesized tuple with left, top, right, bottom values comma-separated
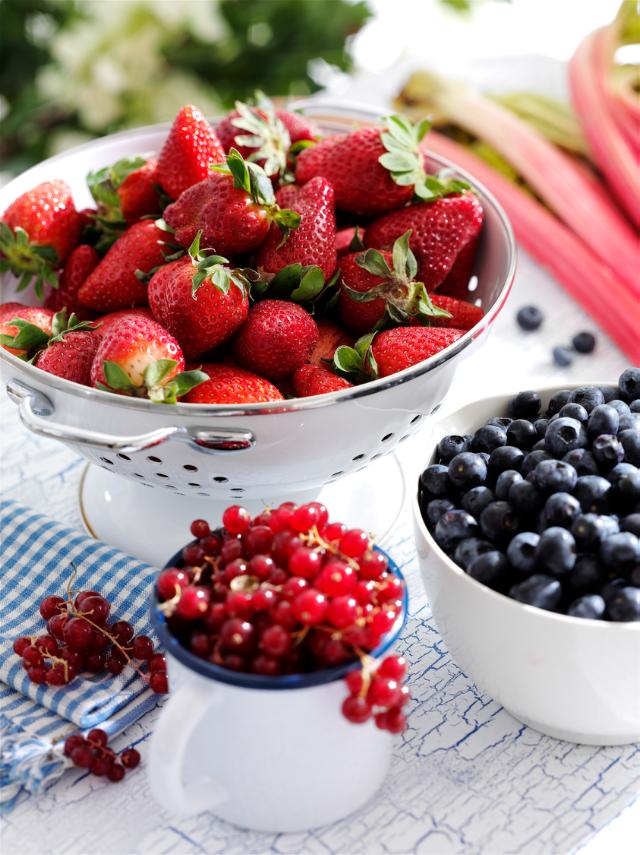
(287, 97, 387, 123)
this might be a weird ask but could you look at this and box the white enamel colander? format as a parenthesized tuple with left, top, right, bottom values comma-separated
(0, 103, 515, 560)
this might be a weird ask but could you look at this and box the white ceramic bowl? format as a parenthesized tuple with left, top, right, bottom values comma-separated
(412, 385, 640, 746)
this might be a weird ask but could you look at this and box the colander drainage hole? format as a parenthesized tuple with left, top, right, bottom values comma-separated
(99, 457, 114, 465)
(156, 473, 169, 479)
(410, 415, 422, 424)
(197, 492, 210, 497)
(133, 473, 144, 479)
(331, 470, 344, 478)
(381, 433, 394, 442)
(371, 453, 382, 461)
(183, 464, 198, 471)
(400, 434, 410, 442)
(188, 482, 201, 488)
(147, 455, 162, 463)
(117, 453, 131, 461)
(164, 484, 176, 490)
(230, 487, 245, 494)
(213, 476, 229, 483)
(430, 403, 442, 416)
(352, 454, 365, 461)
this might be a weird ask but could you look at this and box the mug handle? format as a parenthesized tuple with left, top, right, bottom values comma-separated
(148, 681, 226, 816)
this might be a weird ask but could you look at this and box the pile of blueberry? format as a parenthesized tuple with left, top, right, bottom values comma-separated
(419, 368, 640, 621)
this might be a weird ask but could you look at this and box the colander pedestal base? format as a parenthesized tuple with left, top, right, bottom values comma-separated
(79, 455, 407, 566)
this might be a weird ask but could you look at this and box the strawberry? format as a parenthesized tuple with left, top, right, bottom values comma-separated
(255, 177, 337, 280)
(364, 193, 484, 291)
(293, 363, 353, 398)
(78, 220, 167, 312)
(35, 330, 99, 386)
(0, 180, 81, 297)
(44, 244, 100, 318)
(0, 305, 54, 357)
(163, 149, 300, 257)
(90, 314, 206, 403)
(156, 105, 225, 200)
(118, 158, 161, 224)
(86, 156, 161, 238)
(307, 320, 353, 366)
(93, 307, 154, 339)
(338, 231, 453, 334)
(148, 233, 251, 360)
(336, 226, 365, 258)
(182, 363, 284, 405)
(233, 299, 319, 381)
(423, 294, 484, 331)
(437, 234, 481, 298)
(371, 327, 464, 377)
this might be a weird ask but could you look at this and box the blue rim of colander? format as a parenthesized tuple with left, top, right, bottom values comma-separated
(150, 543, 408, 690)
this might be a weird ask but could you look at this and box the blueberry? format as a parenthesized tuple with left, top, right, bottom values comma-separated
(448, 452, 487, 489)
(521, 449, 553, 477)
(592, 434, 624, 470)
(508, 479, 544, 515)
(533, 459, 578, 493)
(619, 413, 640, 432)
(618, 368, 640, 402)
(488, 445, 525, 474)
(487, 417, 512, 429)
(461, 486, 495, 518)
(631, 568, 640, 586)
(471, 424, 507, 454)
(509, 574, 562, 611)
(607, 461, 637, 485)
(545, 417, 587, 457)
(606, 587, 640, 621)
(437, 434, 471, 463)
(543, 492, 581, 528)
(600, 531, 640, 567)
(571, 332, 596, 354)
(420, 464, 450, 497)
(631, 401, 640, 413)
(435, 509, 479, 550)
(608, 399, 631, 417)
(568, 386, 605, 413)
(559, 403, 588, 423)
(547, 390, 571, 417)
(506, 419, 538, 450)
(453, 537, 494, 570)
(516, 305, 543, 331)
(424, 498, 456, 526)
(587, 404, 619, 438)
(537, 527, 576, 575)
(531, 439, 547, 452)
(508, 390, 541, 420)
(567, 594, 605, 620)
(571, 513, 619, 549)
(566, 554, 606, 594)
(599, 385, 619, 403)
(507, 531, 540, 573)
(621, 513, 640, 537)
(573, 475, 612, 513)
(480, 501, 519, 543)
(612, 470, 640, 508)
(553, 346, 573, 367)
(562, 448, 598, 476)
(533, 418, 549, 438)
(495, 470, 522, 500)
(601, 577, 627, 601)
(619, 429, 640, 465)
(467, 551, 508, 588)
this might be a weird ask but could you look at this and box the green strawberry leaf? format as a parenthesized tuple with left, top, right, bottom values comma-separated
(333, 332, 378, 381)
(347, 226, 365, 253)
(333, 345, 364, 376)
(0, 318, 51, 352)
(144, 359, 177, 390)
(149, 369, 208, 404)
(103, 361, 136, 392)
(290, 266, 325, 302)
(356, 248, 392, 279)
(87, 155, 146, 221)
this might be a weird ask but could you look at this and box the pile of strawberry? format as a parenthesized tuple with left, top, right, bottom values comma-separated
(0, 98, 484, 404)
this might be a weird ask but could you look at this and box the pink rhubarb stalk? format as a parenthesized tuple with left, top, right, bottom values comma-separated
(426, 131, 640, 362)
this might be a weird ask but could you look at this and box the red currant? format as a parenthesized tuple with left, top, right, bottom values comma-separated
(305, 502, 328, 530)
(248, 554, 275, 581)
(149, 671, 169, 693)
(220, 618, 255, 653)
(22, 645, 43, 667)
(45, 666, 67, 686)
(190, 518, 210, 539)
(377, 575, 403, 603)
(271, 531, 301, 565)
(367, 676, 402, 707)
(223, 559, 248, 584)
(63, 618, 93, 651)
(148, 653, 166, 673)
(251, 655, 282, 676)
(203, 603, 226, 633)
(384, 707, 407, 734)
(378, 655, 407, 681)
(268, 567, 288, 585)
(324, 522, 347, 542)
(220, 537, 244, 564)
(315, 560, 356, 597)
(339, 528, 369, 559)
(225, 591, 254, 619)
(359, 550, 388, 581)
(244, 525, 273, 557)
(59, 647, 84, 670)
(282, 576, 308, 599)
(353, 580, 376, 605)
(253, 511, 272, 527)
(12, 637, 31, 656)
(91, 756, 112, 777)
(47, 613, 68, 640)
(74, 591, 100, 611)
(201, 533, 222, 555)
(341, 696, 371, 723)
(319, 638, 349, 665)
(109, 620, 134, 646)
(182, 543, 205, 566)
(87, 728, 108, 747)
(370, 608, 397, 636)
(121, 748, 141, 769)
(222, 505, 251, 535)
(290, 503, 320, 533)
(132, 636, 154, 660)
(64, 734, 85, 756)
(252, 588, 277, 611)
(345, 670, 364, 696)
(271, 600, 297, 630)
(292, 589, 327, 624)
(260, 625, 291, 657)
(34, 636, 58, 655)
(85, 652, 106, 673)
(70, 745, 94, 768)
(106, 655, 125, 675)
(176, 586, 210, 619)
(326, 595, 359, 629)
(108, 763, 126, 782)
(27, 666, 47, 684)
(39, 595, 65, 620)
(268, 506, 294, 533)
(79, 595, 110, 626)
(288, 547, 322, 579)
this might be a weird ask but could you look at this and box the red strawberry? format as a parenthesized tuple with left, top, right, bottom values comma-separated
(0, 180, 81, 297)
(233, 299, 319, 380)
(90, 314, 206, 403)
(437, 234, 481, 298)
(364, 193, 484, 291)
(293, 363, 353, 398)
(183, 363, 284, 405)
(295, 136, 340, 184)
(372, 327, 464, 377)
(93, 307, 154, 339)
(35, 330, 99, 385)
(44, 244, 100, 318)
(157, 105, 225, 200)
(0, 305, 54, 357)
(78, 220, 167, 312)
(255, 177, 337, 280)
(118, 158, 161, 224)
(163, 149, 300, 257)
(307, 320, 353, 366)
(424, 295, 484, 331)
(148, 238, 250, 360)
(336, 226, 365, 258)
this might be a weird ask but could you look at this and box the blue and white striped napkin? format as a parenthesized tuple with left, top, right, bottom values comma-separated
(0, 499, 163, 812)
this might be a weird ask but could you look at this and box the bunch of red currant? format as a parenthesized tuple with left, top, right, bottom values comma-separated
(13, 582, 168, 693)
(63, 728, 140, 782)
(157, 502, 410, 732)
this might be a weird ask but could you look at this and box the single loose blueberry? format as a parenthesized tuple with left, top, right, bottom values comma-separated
(587, 405, 619, 438)
(424, 498, 456, 527)
(516, 305, 543, 331)
(592, 434, 624, 470)
(552, 346, 573, 367)
(487, 417, 512, 429)
(571, 332, 596, 354)
(619, 429, 640, 465)
(621, 513, 640, 537)
(508, 390, 541, 420)
(573, 475, 612, 513)
(600, 531, 640, 567)
(571, 513, 619, 549)
(559, 403, 588, 423)
(507, 531, 540, 573)
(608, 399, 630, 417)
(599, 385, 619, 403)
(534, 418, 549, 438)
(568, 386, 605, 413)
(448, 452, 487, 489)
(420, 464, 450, 497)
(612, 470, 640, 508)
(435, 509, 479, 550)
(607, 461, 637, 486)
(533, 459, 578, 493)
(601, 577, 627, 601)
(543, 492, 581, 528)
(509, 574, 562, 611)
(480, 501, 520, 543)
(619, 413, 640, 432)
(509, 479, 544, 515)
(606, 587, 640, 621)
(521, 449, 553, 476)
(461, 486, 495, 518)
(531, 439, 547, 452)
(495, 470, 522, 500)
(437, 434, 470, 463)
(547, 390, 571, 417)
(567, 594, 605, 620)
(537, 527, 576, 575)
(618, 368, 640, 402)
(562, 448, 598, 476)
(467, 551, 508, 588)
(506, 419, 538, 450)
(471, 424, 507, 454)
(488, 445, 525, 475)
(631, 401, 640, 413)
(545, 417, 587, 456)
(453, 538, 494, 570)
(567, 554, 606, 594)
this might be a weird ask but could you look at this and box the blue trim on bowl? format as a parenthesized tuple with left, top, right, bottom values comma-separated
(151, 543, 408, 691)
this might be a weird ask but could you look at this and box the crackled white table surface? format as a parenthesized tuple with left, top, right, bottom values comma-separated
(1, 241, 638, 855)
